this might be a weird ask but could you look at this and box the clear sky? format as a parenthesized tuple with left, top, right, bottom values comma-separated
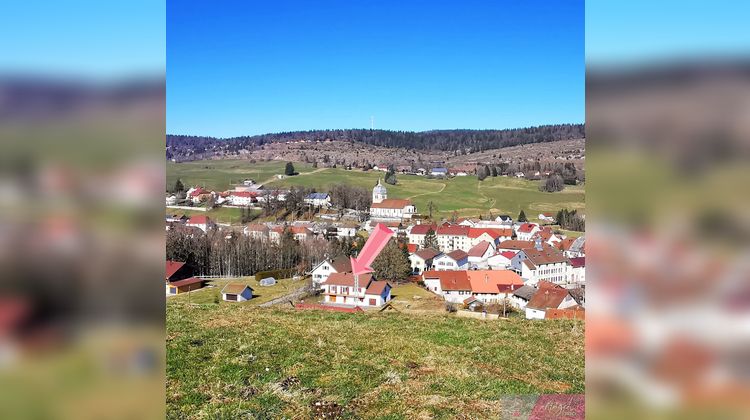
(1, 0, 165, 80)
(167, 0, 584, 137)
(587, 0, 750, 67)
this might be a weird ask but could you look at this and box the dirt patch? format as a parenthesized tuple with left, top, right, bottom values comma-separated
(310, 400, 344, 419)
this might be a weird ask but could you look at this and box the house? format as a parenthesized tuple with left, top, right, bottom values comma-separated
(510, 284, 538, 309)
(186, 215, 214, 233)
(468, 227, 513, 248)
(166, 195, 177, 205)
(430, 167, 448, 177)
(525, 284, 577, 319)
(422, 270, 471, 303)
(487, 250, 517, 269)
(310, 256, 352, 287)
(221, 283, 253, 302)
(433, 250, 469, 271)
(243, 223, 269, 240)
(408, 224, 437, 247)
(511, 239, 571, 286)
(534, 227, 564, 247)
(569, 257, 585, 285)
(457, 218, 480, 227)
(564, 236, 586, 258)
(305, 192, 331, 207)
(165, 261, 204, 295)
(165, 277, 205, 295)
(270, 226, 313, 242)
(228, 191, 257, 206)
(186, 186, 208, 204)
(466, 270, 525, 303)
(496, 240, 535, 253)
(370, 199, 417, 220)
(515, 223, 541, 241)
(336, 226, 357, 238)
(321, 272, 392, 307)
(495, 215, 513, 226)
(467, 241, 494, 268)
(409, 248, 441, 274)
(436, 224, 471, 252)
(538, 213, 556, 223)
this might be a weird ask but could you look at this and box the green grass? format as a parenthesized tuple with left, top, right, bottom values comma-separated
(166, 160, 585, 219)
(166, 303, 584, 418)
(167, 160, 316, 192)
(165, 207, 259, 225)
(169, 277, 305, 306)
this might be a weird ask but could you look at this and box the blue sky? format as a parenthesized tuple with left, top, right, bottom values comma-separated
(1, 0, 165, 80)
(587, 0, 750, 67)
(167, 0, 584, 137)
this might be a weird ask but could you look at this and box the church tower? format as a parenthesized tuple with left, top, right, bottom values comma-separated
(372, 178, 387, 204)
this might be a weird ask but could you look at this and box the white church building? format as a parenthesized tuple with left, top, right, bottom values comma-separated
(369, 178, 416, 221)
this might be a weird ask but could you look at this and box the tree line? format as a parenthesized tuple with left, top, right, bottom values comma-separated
(166, 124, 584, 160)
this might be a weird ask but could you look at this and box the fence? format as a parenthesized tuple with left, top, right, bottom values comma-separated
(295, 303, 364, 313)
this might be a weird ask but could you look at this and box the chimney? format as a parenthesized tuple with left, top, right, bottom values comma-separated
(535, 236, 543, 251)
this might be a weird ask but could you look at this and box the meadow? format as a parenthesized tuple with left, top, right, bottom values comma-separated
(167, 160, 585, 220)
(166, 300, 584, 419)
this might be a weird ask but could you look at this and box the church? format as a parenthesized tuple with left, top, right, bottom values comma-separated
(369, 179, 417, 220)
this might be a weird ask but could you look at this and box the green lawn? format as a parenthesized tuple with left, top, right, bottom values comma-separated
(167, 160, 316, 192)
(169, 277, 305, 306)
(166, 303, 584, 419)
(166, 160, 585, 219)
(165, 207, 261, 225)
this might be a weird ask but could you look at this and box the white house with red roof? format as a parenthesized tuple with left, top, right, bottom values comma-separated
(186, 215, 215, 232)
(422, 270, 472, 303)
(370, 199, 416, 220)
(467, 241, 494, 268)
(422, 270, 525, 304)
(270, 226, 313, 242)
(569, 257, 585, 286)
(515, 223, 541, 241)
(407, 223, 437, 247)
(487, 250, 517, 269)
(321, 272, 392, 307)
(432, 249, 469, 271)
(436, 224, 471, 252)
(467, 227, 513, 248)
(525, 283, 577, 319)
(511, 239, 571, 286)
(228, 191, 257, 206)
(310, 256, 352, 287)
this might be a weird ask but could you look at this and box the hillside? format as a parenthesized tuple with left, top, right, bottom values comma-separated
(166, 124, 584, 161)
(166, 302, 584, 418)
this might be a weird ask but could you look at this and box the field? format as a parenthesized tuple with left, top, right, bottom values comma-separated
(167, 160, 585, 219)
(168, 277, 304, 306)
(166, 300, 584, 419)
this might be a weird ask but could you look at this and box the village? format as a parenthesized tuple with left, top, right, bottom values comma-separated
(166, 171, 585, 320)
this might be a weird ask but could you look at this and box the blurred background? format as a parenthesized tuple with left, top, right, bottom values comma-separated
(586, 0, 750, 417)
(0, 1, 165, 418)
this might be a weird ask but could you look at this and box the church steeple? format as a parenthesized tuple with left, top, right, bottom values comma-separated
(372, 177, 387, 203)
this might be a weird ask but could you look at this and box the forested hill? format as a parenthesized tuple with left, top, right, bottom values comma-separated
(167, 124, 584, 160)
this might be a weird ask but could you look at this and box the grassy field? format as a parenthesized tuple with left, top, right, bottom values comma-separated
(167, 160, 316, 192)
(167, 160, 585, 219)
(166, 301, 584, 419)
(169, 277, 305, 306)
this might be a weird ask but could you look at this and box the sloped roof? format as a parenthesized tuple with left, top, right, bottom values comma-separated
(570, 257, 585, 268)
(437, 224, 470, 236)
(422, 270, 471, 291)
(512, 285, 538, 300)
(468, 227, 513, 239)
(166, 261, 186, 279)
(569, 236, 586, 252)
(188, 215, 210, 225)
(410, 224, 437, 235)
(365, 280, 390, 296)
(497, 240, 535, 250)
(445, 250, 468, 261)
(306, 192, 329, 199)
(323, 272, 373, 287)
(522, 247, 569, 266)
(414, 248, 441, 260)
(168, 277, 204, 287)
(466, 270, 524, 294)
(329, 256, 353, 273)
(467, 241, 492, 258)
(371, 199, 412, 209)
(526, 288, 570, 310)
(221, 283, 253, 294)
(518, 223, 538, 233)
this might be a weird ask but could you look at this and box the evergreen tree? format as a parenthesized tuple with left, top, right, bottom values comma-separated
(285, 162, 296, 176)
(518, 210, 528, 223)
(385, 166, 397, 185)
(173, 178, 185, 194)
(372, 240, 412, 282)
(423, 229, 439, 250)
